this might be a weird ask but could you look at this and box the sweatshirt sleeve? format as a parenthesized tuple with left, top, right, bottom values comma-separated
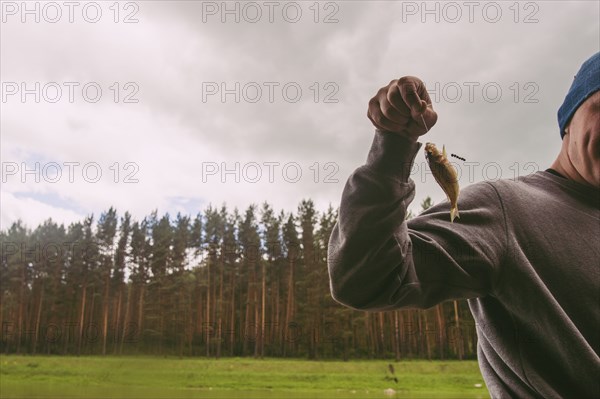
(327, 130, 507, 311)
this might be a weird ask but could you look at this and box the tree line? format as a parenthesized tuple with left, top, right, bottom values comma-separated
(0, 198, 477, 360)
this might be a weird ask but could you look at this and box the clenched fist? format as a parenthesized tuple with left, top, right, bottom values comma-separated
(367, 76, 438, 142)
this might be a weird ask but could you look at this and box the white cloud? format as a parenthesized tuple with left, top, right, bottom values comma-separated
(1, 1, 599, 228)
(1, 190, 82, 230)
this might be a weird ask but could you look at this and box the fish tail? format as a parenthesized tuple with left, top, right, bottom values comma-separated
(450, 206, 460, 223)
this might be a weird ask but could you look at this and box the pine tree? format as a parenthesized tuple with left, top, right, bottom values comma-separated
(170, 212, 191, 356)
(282, 212, 299, 356)
(260, 203, 281, 357)
(239, 205, 260, 357)
(112, 212, 131, 354)
(129, 218, 150, 352)
(96, 208, 118, 355)
(149, 212, 172, 354)
(0, 199, 480, 359)
(298, 199, 318, 359)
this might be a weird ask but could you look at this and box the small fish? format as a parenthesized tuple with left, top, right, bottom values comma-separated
(425, 143, 460, 222)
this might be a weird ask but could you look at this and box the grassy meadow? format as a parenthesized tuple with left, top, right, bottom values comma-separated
(0, 355, 489, 398)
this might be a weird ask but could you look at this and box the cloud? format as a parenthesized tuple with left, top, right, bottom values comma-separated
(1, 190, 83, 230)
(1, 1, 599, 228)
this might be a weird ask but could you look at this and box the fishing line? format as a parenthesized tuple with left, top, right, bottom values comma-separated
(421, 113, 428, 133)
(419, 104, 465, 162)
(420, 102, 431, 132)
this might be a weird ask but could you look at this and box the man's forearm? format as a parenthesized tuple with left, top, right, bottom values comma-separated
(327, 130, 421, 310)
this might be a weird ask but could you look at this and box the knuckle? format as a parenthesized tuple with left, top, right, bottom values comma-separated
(367, 112, 374, 124)
(387, 89, 404, 108)
(398, 76, 420, 94)
(371, 112, 384, 125)
(380, 100, 390, 114)
(404, 85, 417, 95)
(405, 75, 423, 85)
(367, 110, 377, 124)
(368, 99, 380, 115)
(381, 101, 395, 118)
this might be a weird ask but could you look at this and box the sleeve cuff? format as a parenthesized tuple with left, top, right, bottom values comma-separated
(365, 130, 423, 181)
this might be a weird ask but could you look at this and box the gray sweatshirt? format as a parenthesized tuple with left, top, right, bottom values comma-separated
(327, 130, 600, 398)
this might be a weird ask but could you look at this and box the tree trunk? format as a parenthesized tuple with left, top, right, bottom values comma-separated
(229, 271, 235, 356)
(273, 270, 280, 353)
(368, 314, 376, 358)
(137, 284, 144, 349)
(378, 312, 385, 358)
(435, 304, 445, 359)
(260, 262, 266, 358)
(33, 285, 44, 355)
(120, 284, 132, 355)
(408, 310, 415, 358)
(206, 262, 211, 357)
(244, 261, 254, 356)
(101, 272, 110, 355)
(253, 270, 259, 358)
(394, 310, 400, 361)
(113, 288, 122, 354)
(217, 258, 224, 359)
(424, 310, 432, 360)
(283, 257, 294, 356)
(77, 284, 87, 355)
(416, 310, 424, 357)
(453, 300, 463, 360)
(88, 286, 96, 354)
(16, 264, 25, 354)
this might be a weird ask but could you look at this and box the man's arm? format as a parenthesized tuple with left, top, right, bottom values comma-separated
(327, 76, 506, 311)
(327, 130, 506, 311)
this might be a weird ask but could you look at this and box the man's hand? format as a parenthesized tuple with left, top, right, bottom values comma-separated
(367, 76, 438, 142)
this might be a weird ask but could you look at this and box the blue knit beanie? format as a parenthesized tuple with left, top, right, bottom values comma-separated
(557, 52, 600, 139)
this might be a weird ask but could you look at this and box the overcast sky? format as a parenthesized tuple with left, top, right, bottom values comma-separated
(1, 0, 599, 229)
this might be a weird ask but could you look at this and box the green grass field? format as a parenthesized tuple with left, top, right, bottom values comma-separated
(0, 355, 490, 399)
